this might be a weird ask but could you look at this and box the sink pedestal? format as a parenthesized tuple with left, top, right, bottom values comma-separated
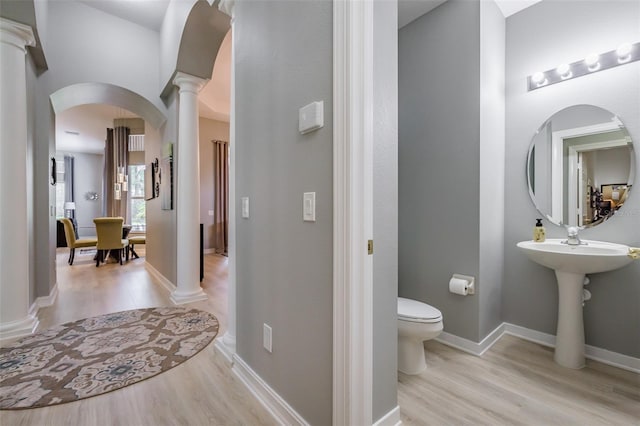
(517, 239, 635, 369)
(554, 271, 586, 369)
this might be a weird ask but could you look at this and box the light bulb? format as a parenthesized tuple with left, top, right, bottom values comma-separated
(616, 42, 632, 62)
(531, 71, 547, 86)
(556, 63, 572, 79)
(584, 53, 600, 71)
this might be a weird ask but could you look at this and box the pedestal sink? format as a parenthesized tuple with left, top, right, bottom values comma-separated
(517, 239, 634, 369)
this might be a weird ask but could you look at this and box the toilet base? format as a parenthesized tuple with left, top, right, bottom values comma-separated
(398, 337, 427, 375)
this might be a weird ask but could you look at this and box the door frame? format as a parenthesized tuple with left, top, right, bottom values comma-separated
(219, 0, 375, 424)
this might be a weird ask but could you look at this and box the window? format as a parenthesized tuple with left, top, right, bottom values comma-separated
(55, 156, 65, 218)
(129, 165, 146, 232)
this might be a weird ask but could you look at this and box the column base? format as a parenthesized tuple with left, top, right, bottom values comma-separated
(0, 314, 39, 342)
(215, 332, 236, 365)
(170, 288, 208, 305)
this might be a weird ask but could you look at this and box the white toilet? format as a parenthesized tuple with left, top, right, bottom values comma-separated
(398, 297, 443, 375)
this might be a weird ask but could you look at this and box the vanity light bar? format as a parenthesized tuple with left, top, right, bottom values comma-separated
(527, 41, 640, 91)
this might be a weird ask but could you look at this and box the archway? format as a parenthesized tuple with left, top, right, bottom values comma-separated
(50, 83, 166, 129)
(49, 82, 166, 293)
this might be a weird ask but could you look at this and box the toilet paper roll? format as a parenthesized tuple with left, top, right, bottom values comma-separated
(449, 277, 469, 296)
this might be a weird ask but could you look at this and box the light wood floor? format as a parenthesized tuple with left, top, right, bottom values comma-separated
(399, 337, 640, 425)
(0, 248, 275, 426)
(2, 249, 638, 425)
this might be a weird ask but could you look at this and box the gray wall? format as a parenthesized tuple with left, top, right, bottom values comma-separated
(373, 0, 399, 421)
(504, 0, 640, 357)
(399, 0, 482, 342)
(146, 95, 175, 284)
(234, 1, 333, 424)
(26, 0, 167, 301)
(198, 117, 230, 251)
(57, 151, 104, 237)
(478, 0, 505, 338)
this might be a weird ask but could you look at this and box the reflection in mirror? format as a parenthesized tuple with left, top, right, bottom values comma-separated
(527, 105, 635, 228)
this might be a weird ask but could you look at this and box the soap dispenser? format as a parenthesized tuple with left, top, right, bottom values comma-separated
(534, 218, 546, 242)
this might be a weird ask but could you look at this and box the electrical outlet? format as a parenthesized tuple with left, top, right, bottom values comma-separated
(208, 210, 214, 216)
(263, 323, 272, 353)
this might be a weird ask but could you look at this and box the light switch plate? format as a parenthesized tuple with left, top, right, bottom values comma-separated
(241, 197, 249, 218)
(208, 210, 214, 217)
(299, 101, 324, 134)
(303, 192, 316, 222)
(263, 323, 272, 353)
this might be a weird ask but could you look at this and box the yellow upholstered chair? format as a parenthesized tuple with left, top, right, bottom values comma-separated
(93, 217, 128, 267)
(128, 235, 146, 259)
(60, 218, 97, 265)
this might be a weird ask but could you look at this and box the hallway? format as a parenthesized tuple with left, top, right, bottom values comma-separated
(0, 250, 273, 426)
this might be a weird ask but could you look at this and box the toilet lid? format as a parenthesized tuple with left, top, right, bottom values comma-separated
(398, 297, 442, 323)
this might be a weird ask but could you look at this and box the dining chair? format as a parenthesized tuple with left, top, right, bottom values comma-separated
(128, 235, 146, 259)
(60, 218, 97, 265)
(93, 217, 129, 267)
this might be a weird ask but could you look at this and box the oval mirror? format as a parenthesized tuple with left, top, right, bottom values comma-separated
(527, 105, 635, 228)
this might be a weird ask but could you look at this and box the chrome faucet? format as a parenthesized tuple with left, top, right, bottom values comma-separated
(564, 226, 586, 246)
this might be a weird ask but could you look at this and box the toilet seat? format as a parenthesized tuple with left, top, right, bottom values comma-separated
(398, 297, 442, 323)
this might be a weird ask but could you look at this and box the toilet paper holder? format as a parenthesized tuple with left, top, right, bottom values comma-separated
(451, 274, 475, 295)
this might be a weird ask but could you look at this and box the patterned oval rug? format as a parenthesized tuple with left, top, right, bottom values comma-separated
(0, 307, 218, 409)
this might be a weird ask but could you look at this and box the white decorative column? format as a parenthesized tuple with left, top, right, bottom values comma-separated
(171, 72, 209, 305)
(215, 0, 237, 363)
(0, 18, 38, 340)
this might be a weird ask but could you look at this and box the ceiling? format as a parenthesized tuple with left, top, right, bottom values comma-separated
(57, 104, 138, 154)
(79, 0, 170, 32)
(77, 0, 544, 33)
(61, 0, 543, 152)
(398, 0, 544, 28)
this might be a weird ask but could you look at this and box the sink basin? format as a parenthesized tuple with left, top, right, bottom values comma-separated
(517, 239, 633, 274)
(517, 238, 635, 369)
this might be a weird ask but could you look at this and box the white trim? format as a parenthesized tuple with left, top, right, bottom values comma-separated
(436, 323, 506, 356)
(436, 322, 640, 373)
(203, 248, 216, 254)
(373, 405, 402, 426)
(0, 315, 39, 342)
(232, 354, 309, 426)
(333, 1, 374, 425)
(28, 283, 59, 318)
(584, 344, 640, 374)
(502, 322, 555, 347)
(503, 323, 640, 374)
(145, 262, 176, 293)
(218, 0, 238, 363)
(213, 337, 235, 365)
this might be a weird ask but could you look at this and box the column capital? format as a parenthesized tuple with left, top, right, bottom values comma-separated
(218, 0, 236, 19)
(173, 72, 209, 94)
(0, 18, 35, 52)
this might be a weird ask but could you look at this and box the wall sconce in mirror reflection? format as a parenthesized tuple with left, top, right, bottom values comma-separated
(85, 191, 99, 201)
(528, 41, 640, 91)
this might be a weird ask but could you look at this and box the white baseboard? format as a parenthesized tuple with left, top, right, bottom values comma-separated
(436, 323, 506, 356)
(373, 405, 401, 426)
(214, 332, 236, 365)
(437, 322, 640, 374)
(232, 354, 309, 426)
(145, 262, 176, 293)
(204, 248, 216, 254)
(28, 283, 59, 317)
(502, 323, 640, 374)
